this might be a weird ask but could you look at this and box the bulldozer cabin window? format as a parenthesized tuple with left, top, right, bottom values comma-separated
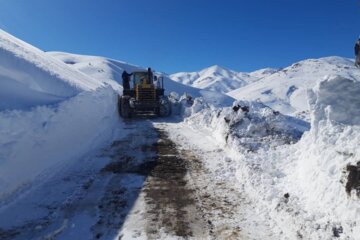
(133, 72, 150, 85)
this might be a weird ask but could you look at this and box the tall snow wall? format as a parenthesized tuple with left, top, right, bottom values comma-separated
(295, 75, 360, 227)
(0, 87, 119, 202)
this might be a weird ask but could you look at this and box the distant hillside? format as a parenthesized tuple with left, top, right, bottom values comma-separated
(228, 57, 360, 119)
(170, 65, 277, 93)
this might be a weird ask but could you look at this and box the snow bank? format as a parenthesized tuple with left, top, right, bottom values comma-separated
(0, 30, 123, 202)
(0, 87, 120, 202)
(288, 75, 360, 236)
(308, 75, 360, 130)
(0, 30, 102, 111)
(221, 75, 360, 238)
(174, 96, 313, 238)
(180, 76, 360, 238)
(181, 97, 308, 151)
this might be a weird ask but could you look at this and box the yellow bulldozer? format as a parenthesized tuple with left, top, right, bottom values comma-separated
(118, 68, 171, 118)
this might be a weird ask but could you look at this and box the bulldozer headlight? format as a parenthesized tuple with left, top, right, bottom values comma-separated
(129, 98, 136, 108)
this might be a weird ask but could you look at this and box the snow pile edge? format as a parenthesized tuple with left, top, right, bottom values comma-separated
(0, 87, 119, 202)
(291, 76, 360, 232)
(182, 98, 308, 151)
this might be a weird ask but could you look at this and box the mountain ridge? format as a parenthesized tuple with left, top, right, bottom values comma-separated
(228, 56, 360, 119)
(170, 65, 278, 94)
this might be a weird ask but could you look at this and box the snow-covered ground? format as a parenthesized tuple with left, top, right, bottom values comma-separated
(172, 74, 360, 239)
(228, 57, 360, 119)
(170, 65, 277, 94)
(1, 28, 360, 240)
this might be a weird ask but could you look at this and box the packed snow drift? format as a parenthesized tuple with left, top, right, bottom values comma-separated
(0, 30, 119, 201)
(0, 87, 119, 200)
(179, 96, 309, 151)
(294, 76, 360, 224)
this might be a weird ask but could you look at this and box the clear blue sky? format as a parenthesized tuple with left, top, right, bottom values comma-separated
(0, 0, 359, 73)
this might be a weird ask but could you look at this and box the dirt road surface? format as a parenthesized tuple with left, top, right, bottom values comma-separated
(0, 120, 213, 239)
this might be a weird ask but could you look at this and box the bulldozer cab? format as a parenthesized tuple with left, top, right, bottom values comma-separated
(133, 71, 152, 86)
(123, 69, 163, 96)
(119, 68, 169, 118)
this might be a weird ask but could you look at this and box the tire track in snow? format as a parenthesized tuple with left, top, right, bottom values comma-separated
(141, 129, 208, 239)
(157, 122, 279, 240)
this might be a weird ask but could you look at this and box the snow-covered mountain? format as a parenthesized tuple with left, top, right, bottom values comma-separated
(170, 65, 278, 94)
(228, 57, 360, 119)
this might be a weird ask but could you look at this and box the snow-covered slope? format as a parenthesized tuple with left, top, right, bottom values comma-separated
(47, 52, 143, 92)
(51, 52, 234, 107)
(170, 65, 277, 94)
(228, 57, 360, 119)
(0, 30, 103, 111)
